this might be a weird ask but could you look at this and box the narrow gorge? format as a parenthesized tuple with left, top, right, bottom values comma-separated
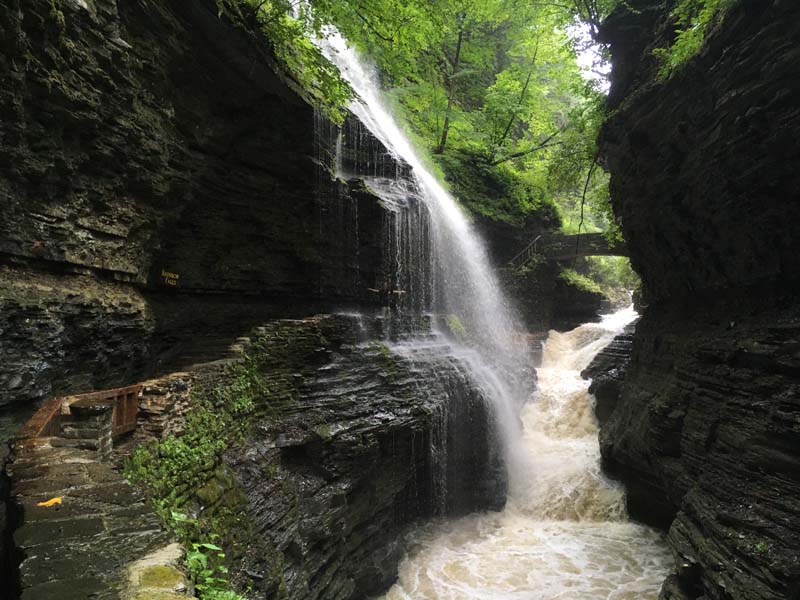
(0, 1, 797, 600)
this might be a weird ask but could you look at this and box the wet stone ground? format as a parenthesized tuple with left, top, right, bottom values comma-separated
(8, 439, 190, 599)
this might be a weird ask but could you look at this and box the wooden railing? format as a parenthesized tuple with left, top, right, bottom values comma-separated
(16, 384, 142, 440)
(16, 396, 65, 439)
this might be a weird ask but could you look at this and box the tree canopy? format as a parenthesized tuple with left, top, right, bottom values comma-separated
(219, 0, 624, 240)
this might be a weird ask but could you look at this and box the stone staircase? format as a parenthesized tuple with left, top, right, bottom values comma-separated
(8, 439, 192, 599)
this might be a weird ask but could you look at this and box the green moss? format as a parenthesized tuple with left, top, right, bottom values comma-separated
(48, 0, 65, 30)
(558, 268, 603, 295)
(313, 423, 332, 440)
(140, 565, 187, 589)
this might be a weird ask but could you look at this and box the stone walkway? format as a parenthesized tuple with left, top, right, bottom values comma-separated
(9, 438, 193, 599)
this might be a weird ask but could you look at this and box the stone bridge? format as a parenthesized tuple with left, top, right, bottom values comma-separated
(508, 232, 629, 268)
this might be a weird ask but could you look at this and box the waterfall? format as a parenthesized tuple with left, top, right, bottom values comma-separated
(319, 30, 532, 477)
(314, 28, 671, 599)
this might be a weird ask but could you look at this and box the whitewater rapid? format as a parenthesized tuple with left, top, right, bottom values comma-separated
(382, 308, 672, 599)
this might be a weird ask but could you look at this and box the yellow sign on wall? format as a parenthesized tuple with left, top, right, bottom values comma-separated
(159, 269, 180, 287)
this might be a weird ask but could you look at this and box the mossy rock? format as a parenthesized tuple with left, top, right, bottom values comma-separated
(139, 565, 187, 590)
(132, 592, 189, 600)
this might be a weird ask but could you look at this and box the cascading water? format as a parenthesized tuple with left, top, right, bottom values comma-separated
(383, 309, 672, 599)
(320, 30, 531, 470)
(319, 29, 670, 599)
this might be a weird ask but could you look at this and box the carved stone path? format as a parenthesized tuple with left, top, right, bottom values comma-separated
(9, 438, 191, 599)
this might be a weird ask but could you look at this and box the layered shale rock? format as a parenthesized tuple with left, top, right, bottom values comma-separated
(155, 315, 506, 599)
(593, 1, 800, 598)
(601, 0, 800, 302)
(0, 0, 401, 411)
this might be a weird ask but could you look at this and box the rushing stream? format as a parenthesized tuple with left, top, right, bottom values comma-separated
(318, 28, 671, 599)
(383, 308, 672, 599)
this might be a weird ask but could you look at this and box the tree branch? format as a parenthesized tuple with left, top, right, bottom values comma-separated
(573, 154, 599, 265)
(490, 128, 564, 165)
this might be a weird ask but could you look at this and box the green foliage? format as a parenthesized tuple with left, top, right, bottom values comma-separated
(586, 256, 639, 304)
(446, 314, 467, 338)
(436, 150, 560, 227)
(565, 0, 622, 36)
(125, 356, 268, 600)
(587, 256, 638, 290)
(171, 512, 248, 600)
(216, 0, 352, 122)
(653, 0, 734, 78)
(559, 268, 603, 295)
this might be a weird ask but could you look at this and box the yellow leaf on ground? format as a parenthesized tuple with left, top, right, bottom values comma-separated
(36, 496, 63, 507)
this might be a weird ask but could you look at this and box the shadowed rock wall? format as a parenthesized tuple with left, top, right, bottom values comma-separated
(594, 1, 800, 598)
(0, 0, 395, 411)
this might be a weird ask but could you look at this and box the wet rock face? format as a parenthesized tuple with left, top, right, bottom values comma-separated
(589, 293, 800, 599)
(190, 315, 506, 599)
(0, 0, 399, 411)
(582, 329, 634, 426)
(601, 0, 800, 304)
(596, 3, 800, 597)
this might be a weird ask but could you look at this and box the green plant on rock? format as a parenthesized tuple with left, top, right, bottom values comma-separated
(559, 268, 603, 295)
(48, 0, 66, 30)
(653, 0, 734, 78)
(125, 355, 269, 600)
(445, 314, 467, 338)
(171, 512, 248, 600)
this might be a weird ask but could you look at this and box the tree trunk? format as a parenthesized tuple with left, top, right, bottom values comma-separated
(435, 27, 464, 155)
(492, 37, 540, 157)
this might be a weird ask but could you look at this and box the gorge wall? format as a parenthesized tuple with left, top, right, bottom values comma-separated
(593, 1, 800, 598)
(0, 0, 394, 415)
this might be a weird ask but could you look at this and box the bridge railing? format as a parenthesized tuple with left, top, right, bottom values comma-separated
(507, 232, 628, 269)
(16, 384, 142, 441)
(507, 235, 542, 270)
